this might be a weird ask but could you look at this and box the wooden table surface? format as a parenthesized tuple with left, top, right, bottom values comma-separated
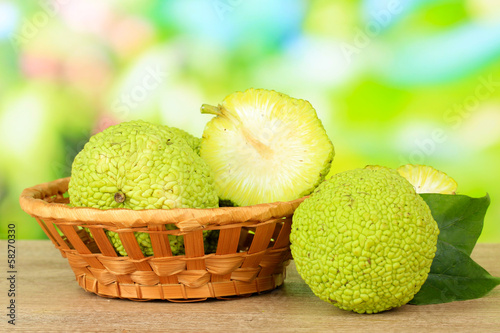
(4, 241, 500, 332)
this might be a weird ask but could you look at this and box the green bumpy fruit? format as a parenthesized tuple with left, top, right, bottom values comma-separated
(69, 120, 219, 256)
(166, 126, 201, 156)
(290, 168, 439, 314)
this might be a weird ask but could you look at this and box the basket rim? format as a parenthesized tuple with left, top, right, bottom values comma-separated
(19, 177, 306, 231)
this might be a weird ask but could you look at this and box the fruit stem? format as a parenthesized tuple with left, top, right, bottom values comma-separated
(200, 104, 223, 116)
(114, 192, 126, 203)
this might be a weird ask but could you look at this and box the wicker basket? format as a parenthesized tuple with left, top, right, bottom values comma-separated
(19, 177, 305, 301)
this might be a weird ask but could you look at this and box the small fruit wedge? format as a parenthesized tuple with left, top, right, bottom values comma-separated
(364, 165, 388, 170)
(200, 88, 334, 207)
(397, 164, 457, 194)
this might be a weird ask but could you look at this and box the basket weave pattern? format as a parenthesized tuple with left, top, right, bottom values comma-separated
(20, 177, 305, 301)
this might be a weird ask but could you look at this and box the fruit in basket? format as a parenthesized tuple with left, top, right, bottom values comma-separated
(200, 88, 334, 207)
(166, 126, 201, 156)
(68, 120, 216, 210)
(68, 120, 219, 256)
(290, 167, 439, 314)
(397, 164, 457, 194)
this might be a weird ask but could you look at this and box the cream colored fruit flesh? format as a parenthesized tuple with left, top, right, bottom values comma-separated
(397, 164, 457, 194)
(200, 88, 334, 207)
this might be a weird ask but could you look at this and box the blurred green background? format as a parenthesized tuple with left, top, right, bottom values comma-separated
(1, 0, 499, 242)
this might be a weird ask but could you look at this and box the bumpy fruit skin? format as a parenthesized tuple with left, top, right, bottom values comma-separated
(69, 120, 219, 256)
(69, 120, 216, 210)
(290, 168, 439, 314)
(200, 88, 334, 207)
(166, 126, 201, 156)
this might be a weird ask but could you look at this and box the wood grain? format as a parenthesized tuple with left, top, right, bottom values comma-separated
(5, 241, 500, 332)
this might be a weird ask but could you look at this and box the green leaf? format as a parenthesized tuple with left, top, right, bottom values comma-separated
(420, 193, 490, 256)
(410, 193, 499, 305)
(409, 240, 500, 305)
